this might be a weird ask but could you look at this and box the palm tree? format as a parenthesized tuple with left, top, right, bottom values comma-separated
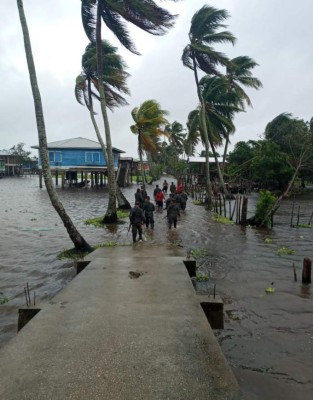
(17, 0, 92, 252)
(130, 100, 169, 188)
(81, 0, 178, 222)
(185, 116, 200, 158)
(200, 75, 242, 191)
(75, 40, 131, 210)
(182, 5, 236, 205)
(165, 121, 186, 154)
(221, 56, 262, 172)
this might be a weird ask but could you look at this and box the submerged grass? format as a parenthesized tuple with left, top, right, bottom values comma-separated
(193, 200, 204, 206)
(190, 248, 208, 260)
(0, 296, 9, 304)
(196, 273, 209, 282)
(85, 210, 129, 228)
(213, 214, 234, 225)
(58, 242, 132, 260)
(295, 224, 312, 229)
(277, 246, 295, 256)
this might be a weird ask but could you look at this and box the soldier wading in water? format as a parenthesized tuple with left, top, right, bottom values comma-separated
(142, 196, 155, 229)
(129, 202, 145, 243)
(166, 198, 180, 229)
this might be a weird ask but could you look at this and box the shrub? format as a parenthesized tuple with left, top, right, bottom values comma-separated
(254, 190, 277, 227)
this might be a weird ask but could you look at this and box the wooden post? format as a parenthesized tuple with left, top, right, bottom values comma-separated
(296, 206, 300, 226)
(231, 196, 237, 221)
(290, 201, 295, 227)
(91, 172, 94, 188)
(55, 170, 59, 186)
(241, 196, 248, 226)
(61, 171, 65, 189)
(39, 170, 43, 189)
(219, 194, 222, 215)
(302, 258, 312, 284)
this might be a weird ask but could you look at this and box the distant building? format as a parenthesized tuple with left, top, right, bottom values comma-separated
(185, 156, 227, 183)
(0, 150, 20, 176)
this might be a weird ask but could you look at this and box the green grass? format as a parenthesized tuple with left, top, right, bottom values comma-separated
(193, 200, 204, 206)
(58, 242, 132, 260)
(295, 224, 312, 229)
(213, 214, 234, 225)
(57, 248, 89, 260)
(0, 296, 9, 304)
(190, 248, 208, 260)
(277, 246, 295, 256)
(196, 273, 209, 282)
(85, 211, 129, 227)
(264, 238, 273, 244)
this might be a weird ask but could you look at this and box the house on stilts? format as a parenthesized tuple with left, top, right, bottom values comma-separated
(31, 137, 129, 188)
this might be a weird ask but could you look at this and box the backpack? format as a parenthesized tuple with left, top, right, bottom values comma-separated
(156, 191, 163, 201)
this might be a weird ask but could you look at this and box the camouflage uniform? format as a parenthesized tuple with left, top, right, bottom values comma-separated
(129, 205, 145, 242)
(180, 192, 188, 210)
(167, 201, 180, 229)
(143, 200, 155, 229)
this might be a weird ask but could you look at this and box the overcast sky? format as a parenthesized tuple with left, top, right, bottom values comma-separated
(1, 0, 312, 158)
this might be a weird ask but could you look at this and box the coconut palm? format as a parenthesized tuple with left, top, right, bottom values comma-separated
(130, 100, 169, 187)
(182, 5, 236, 205)
(17, 0, 92, 252)
(164, 121, 186, 154)
(221, 56, 263, 172)
(75, 41, 131, 210)
(81, 0, 178, 221)
(184, 119, 200, 158)
(200, 75, 242, 191)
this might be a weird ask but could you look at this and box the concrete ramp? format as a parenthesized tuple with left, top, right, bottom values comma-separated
(0, 245, 240, 400)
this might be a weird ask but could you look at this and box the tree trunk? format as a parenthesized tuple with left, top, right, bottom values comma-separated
(17, 0, 92, 253)
(192, 54, 212, 208)
(138, 130, 147, 189)
(87, 81, 130, 211)
(222, 134, 229, 176)
(96, 2, 117, 223)
(116, 185, 131, 209)
(208, 137, 230, 197)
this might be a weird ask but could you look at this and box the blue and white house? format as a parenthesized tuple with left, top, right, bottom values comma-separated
(32, 137, 124, 169)
(31, 137, 125, 188)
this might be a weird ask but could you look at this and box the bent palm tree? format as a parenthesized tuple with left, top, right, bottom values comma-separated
(200, 75, 242, 191)
(81, 0, 178, 221)
(130, 100, 169, 188)
(182, 5, 236, 205)
(17, 0, 92, 252)
(222, 56, 262, 172)
(165, 121, 186, 154)
(75, 41, 131, 210)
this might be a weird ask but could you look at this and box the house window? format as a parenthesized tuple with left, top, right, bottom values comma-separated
(49, 151, 62, 163)
(85, 152, 100, 163)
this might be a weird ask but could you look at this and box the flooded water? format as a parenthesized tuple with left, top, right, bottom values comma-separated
(1, 176, 312, 399)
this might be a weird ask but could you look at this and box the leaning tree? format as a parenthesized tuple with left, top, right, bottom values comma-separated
(17, 0, 92, 253)
(81, 0, 179, 221)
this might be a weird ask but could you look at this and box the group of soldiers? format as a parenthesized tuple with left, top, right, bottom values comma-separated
(129, 182, 188, 243)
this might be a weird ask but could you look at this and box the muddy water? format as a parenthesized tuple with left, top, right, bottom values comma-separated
(0, 176, 312, 399)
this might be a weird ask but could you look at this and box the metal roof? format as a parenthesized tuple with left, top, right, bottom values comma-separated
(31, 137, 125, 153)
(0, 150, 11, 156)
(188, 156, 226, 163)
